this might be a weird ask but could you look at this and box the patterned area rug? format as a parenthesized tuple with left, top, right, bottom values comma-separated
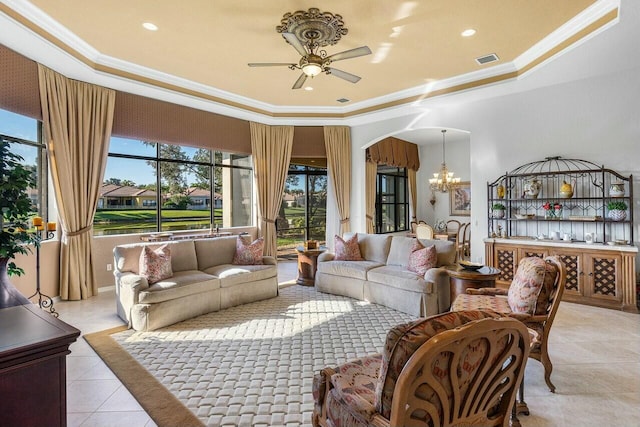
(110, 285, 416, 426)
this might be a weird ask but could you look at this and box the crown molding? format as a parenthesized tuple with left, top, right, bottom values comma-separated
(0, 0, 620, 125)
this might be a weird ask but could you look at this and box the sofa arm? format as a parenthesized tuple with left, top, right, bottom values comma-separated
(424, 266, 451, 312)
(262, 256, 277, 266)
(115, 271, 149, 326)
(318, 252, 335, 262)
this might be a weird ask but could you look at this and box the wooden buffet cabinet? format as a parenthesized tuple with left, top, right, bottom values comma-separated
(485, 238, 638, 312)
(485, 156, 637, 312)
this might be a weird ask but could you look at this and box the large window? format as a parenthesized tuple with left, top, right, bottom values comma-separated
(94, 137, 253, 236)
(277, 161, 327, 254)
(0, 108, 47, 218)
(375, 166, 408, 233)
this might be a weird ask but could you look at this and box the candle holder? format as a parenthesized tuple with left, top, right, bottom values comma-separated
(28, 229, 59, 318)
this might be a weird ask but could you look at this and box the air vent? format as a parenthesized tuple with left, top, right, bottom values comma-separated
(475, 53, 499, 65)
(336, 98, 350, 103)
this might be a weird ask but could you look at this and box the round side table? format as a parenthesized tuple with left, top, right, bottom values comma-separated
(296, 246, 326, 286)
(445, 265, 501, 304)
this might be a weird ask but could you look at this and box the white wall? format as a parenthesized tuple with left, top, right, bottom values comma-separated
(346, 25, 640, 268)
(417, 136, 471, 227)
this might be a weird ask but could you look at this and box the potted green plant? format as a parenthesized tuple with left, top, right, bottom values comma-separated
(491, 203, 506, 219)
(607, 200, 628, 221)
(0, 139, 40, 307)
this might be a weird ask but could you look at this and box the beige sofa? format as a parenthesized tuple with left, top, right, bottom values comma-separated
(113, 235, 278, 331)
(315, 233, 456, 317)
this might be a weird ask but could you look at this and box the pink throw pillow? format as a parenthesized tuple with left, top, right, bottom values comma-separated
(139, 244, 172, 285)
(334, 234, 363, 261)
(232, 236, 264, 265)
(408, 241, 437, 275)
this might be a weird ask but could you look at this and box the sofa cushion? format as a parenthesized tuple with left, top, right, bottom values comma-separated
(407, 241, 437, 275)
(386, 236, 416, 268)
(317, 260, 384, 281)
(204, 264, 276, 287)
(139, 244, 172, 285)
(335, 234, 364, 261)
(232, 236, 264, 265)
(367, 265, 433, 293)
(138, 270, 220, 304)
(417, 238, 456, 267)
(343, 232, 392, 264)
(508, 257, 558, 315)
(115, 240, 198, 274)
(195, 235, 238, 270)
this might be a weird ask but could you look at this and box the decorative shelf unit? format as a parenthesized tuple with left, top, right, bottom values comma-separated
(487, 157, 633, 244)
(485, 157, 637, 312)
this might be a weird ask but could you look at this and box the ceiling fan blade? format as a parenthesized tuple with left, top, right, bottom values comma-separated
(282, 32, 308, 56)
(326, 67, 361, 83)
(292, 73, 307, 89)
(248, 62, 296, 67)
(326, 46, 372, 62)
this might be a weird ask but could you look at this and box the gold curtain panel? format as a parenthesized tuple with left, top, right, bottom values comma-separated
(367, 137, 420, 171)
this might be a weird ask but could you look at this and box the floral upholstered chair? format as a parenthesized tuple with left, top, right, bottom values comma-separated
(312, 310, 530, 427)
(450, 256, 566, 414)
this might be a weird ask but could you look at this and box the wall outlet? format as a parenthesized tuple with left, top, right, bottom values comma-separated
(106, 264, 112, 271)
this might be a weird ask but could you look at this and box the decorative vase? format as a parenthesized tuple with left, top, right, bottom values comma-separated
(492, 210, 505, 219)
(496, 184, 505, 199)
(608, 209, 627, 221)
(523, 178, 541, 199)
(609, 182, 625, 197)
(554, 207, 563, 219)
(559, 180, 574, 198)
(0, 258, 31, 309)
(544, 210, 554, 219)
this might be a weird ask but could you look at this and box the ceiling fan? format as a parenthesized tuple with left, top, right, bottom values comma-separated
(248, 8, 372, 89)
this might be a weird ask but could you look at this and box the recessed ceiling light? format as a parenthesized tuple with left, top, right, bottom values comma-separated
(461, 28, 476, 37)
(304, 86, 313, 91)
(143, 22, 158, 31)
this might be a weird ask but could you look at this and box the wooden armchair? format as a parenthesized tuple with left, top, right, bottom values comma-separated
(312, 310, 530, 427)
(450, 256, 566, 414)
(457, 222, 471, 261)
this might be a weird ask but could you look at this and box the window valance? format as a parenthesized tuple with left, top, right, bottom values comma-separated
(366, 137, 420, 171)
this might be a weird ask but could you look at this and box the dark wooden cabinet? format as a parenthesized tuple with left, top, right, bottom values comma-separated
(0, 303, 80, 427)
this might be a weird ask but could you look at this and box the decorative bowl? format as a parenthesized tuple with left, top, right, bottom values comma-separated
(459, 260, 484, 271)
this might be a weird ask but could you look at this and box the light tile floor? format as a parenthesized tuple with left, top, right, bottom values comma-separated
(56, 261, 640, 426)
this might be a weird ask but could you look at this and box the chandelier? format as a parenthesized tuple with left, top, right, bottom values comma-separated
(429, 130, 461, 193)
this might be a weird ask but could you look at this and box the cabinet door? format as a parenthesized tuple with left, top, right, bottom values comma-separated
(549, 250, 584, 298)
(493, 244, 518, 287)
(518, 247, 548, 260)
(584, 252, 622, 303)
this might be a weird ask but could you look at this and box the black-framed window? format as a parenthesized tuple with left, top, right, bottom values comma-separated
(375, 166, 408, 233)
(277, 162, 327, 251)
(0, 108, 48, 219)
(94, 137, 253, 236)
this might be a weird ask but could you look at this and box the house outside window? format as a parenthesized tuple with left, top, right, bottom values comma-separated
(94, 137, 253, 236)
(375, 166, 409, 233)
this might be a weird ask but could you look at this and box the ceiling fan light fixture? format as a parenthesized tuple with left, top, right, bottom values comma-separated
(302, 63, 323, 77)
